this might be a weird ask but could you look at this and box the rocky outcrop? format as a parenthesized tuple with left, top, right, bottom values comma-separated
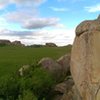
(12, 41, 25, 46)
(0, 39, 24, 46)
(0, 39, 11, 45)
(70, 15, 100, 100)
(45, 43, 57, 47)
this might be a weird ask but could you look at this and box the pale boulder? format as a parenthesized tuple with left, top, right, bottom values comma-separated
(71, 15, 100, 100)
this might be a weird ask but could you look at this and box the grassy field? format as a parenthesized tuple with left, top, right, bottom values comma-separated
(0, 45, 71, 77)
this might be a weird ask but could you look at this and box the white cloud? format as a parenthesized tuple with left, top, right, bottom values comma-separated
(23, 17, 60, 29)
(0, 0, 46, 9)
(85, 4, 100, 13)
(0, 29, 33, 37)
(0, 28, 75, 46)
(11, 0, 47, 6)
(5, 9, 38, 23)
(3, 5, 64, 29)
(54, 23, 65, 28)
(21, 28, 75, 46)
(0, 0, 8, 9)
(50, 7, 68, 12)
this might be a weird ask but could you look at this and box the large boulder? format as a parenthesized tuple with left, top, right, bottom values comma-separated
(38, 57, 63, 81)
(57, 54, 70, 76)
(71, 15, 100, 100)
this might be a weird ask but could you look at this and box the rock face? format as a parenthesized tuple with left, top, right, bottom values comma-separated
(71, 15, 100, 100)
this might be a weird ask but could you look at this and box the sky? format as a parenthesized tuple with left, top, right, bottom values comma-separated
(0, 0, 100, 46)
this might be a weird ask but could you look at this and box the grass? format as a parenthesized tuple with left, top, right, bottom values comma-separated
(0, 45, 71, 77)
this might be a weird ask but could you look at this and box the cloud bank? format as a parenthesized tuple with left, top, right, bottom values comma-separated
(0, 28, 75, 46)
(0, 0, 46, 9)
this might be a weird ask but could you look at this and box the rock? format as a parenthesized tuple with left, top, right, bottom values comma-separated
(61, 85, 82, 100)
(38, 57, 63, 81)
(76, 16, 100, 36)
(12, 41, 24, 46)
(0, 39, 25, 46)
(57, 54, 70, 76)
(45, 43, 57, 47)
(52, 78, 74, 100)
(71, 15, 100, 100)
(47, 77, 74, 100)
(0, 39, 11, 45)
(19, 65, 30, 76)
(76, 20, 92, 36)
(55, 78, 74, 94)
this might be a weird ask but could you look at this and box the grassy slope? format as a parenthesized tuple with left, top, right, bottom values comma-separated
(0, 45, 71, 77)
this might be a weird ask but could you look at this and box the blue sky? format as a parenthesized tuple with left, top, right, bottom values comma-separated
(0, 0, 100, 46)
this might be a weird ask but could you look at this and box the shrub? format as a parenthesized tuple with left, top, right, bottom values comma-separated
(31, 68, 56, 100)
(0, 75, 20, 100)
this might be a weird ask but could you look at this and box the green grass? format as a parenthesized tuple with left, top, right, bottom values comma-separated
(0, 45, 71, 77)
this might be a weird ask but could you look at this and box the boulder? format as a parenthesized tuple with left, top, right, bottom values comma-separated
(57, 54, 70, 76)
(38, 57, 63, 81)
(46, 77, 74, 100)
(70, 15, 100, 100)
(54, 77, 74, 94)
(52, 77, 74, 100)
